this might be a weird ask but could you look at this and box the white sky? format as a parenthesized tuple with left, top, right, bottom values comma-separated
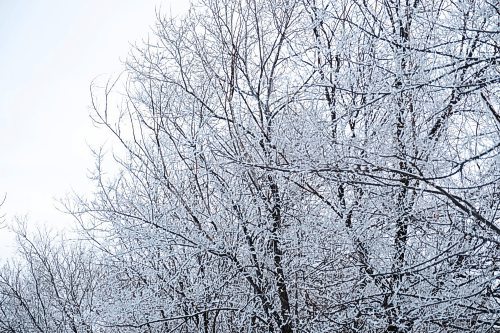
(0, 0, 189, 257)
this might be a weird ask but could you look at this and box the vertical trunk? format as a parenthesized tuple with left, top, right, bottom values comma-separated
(385, 1, 415, 331)
(269, 177, 292, 333)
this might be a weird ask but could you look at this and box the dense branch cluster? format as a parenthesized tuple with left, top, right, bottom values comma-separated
(1, 0, 499, 332)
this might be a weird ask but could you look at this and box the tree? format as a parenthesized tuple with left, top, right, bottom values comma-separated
(0, 221, 102, 333)
(3, 0, 498, 332)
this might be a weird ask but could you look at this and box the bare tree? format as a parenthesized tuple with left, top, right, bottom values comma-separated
(4, 0, 496, 332)
(0, 221, 102, 333)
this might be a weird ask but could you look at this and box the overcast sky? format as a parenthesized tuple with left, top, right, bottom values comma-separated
(0, 0, 189, 257)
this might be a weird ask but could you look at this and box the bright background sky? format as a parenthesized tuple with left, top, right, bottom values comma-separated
(0, 0, 189, 258)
